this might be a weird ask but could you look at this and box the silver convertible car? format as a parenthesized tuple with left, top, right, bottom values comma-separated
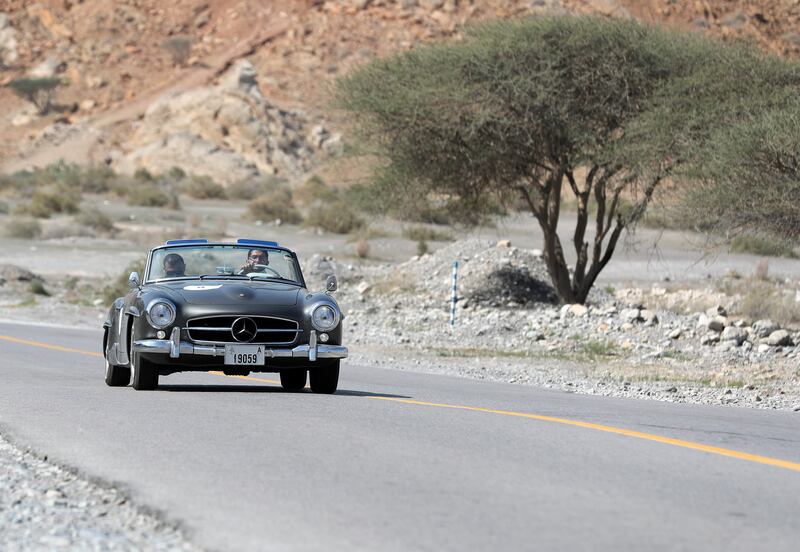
(102, 239, 347, 393)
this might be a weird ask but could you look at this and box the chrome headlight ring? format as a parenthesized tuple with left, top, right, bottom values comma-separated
(145, 298, 177, 329)
(310, 303, 340, 332)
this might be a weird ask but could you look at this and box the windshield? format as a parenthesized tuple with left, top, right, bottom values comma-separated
(147, 245, 303, 284)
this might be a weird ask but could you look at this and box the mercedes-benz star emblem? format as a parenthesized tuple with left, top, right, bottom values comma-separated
(231, 317, 258, 343)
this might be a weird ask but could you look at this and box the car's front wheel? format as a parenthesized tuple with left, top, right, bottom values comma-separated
(279, 369, 307, 391)
(309, 361, 339, 394)
(104, 358, 130, 387)
(130, 328, 159, 391)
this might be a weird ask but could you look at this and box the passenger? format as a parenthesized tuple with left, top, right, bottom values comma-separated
(238, 249, 268, 275)
(163, 253, 186, 278)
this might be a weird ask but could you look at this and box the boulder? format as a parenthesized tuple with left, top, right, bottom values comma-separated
(706, 305, 728, 318)
(697, 313, 726, 332)
(700, 331, 720, 346)
(0, 264, 38, 281)
(29, 54, 66, 78)
(766, 330, 794, 347)
(752, 319, 780, 338)
(720, 326, 747, 345)
(641, 310, 659, 326)
(620, 308, 642, 323)
(560, 304, 588, 319)
(0, 12, 18, 66)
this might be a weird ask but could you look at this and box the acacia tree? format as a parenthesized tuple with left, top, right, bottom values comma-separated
(679, 105, 800, 242)
(335, 16, 800, 304)
(8, 77, 63, 115)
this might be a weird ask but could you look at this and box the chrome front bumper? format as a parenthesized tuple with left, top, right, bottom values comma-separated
(132, 329, 347, 362)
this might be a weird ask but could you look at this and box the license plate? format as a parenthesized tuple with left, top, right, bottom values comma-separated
(224, 344, 265, 366)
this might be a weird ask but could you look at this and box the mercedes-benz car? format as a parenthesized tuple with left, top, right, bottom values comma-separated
(102, 239, 347, 393)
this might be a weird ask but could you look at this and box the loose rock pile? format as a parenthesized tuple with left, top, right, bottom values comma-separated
(0, 434, 198, 550)
(305, 239, 800, 367)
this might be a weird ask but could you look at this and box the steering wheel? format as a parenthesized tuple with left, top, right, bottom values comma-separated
(248, 265, 282, 278)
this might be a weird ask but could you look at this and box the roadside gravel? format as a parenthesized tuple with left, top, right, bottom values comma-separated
(0, 432, 200, 551)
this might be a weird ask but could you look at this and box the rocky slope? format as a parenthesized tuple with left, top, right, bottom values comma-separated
(3, 0, 800, 179)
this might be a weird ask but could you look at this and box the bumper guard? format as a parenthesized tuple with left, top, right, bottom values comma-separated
(132, 329, 347, 361)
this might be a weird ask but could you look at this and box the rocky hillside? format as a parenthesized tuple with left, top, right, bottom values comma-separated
(2, 0, 800, 180)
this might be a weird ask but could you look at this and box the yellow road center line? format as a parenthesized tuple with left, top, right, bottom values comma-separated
(368, 397, 800, 473)
(4, 335, 799, 473)
(0, 334, 103, 357)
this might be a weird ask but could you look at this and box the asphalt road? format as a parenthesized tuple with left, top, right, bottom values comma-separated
(1, 320, 799, 552)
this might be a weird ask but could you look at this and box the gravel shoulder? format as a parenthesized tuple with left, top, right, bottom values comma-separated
(0, 431, 199, 551)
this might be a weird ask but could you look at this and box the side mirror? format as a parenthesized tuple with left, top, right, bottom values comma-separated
(128, 271, 141, 289)
(325, 274, 338, 293)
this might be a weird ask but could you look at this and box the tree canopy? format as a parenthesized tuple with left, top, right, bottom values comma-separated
(7, 77, 63, 115)
(336, 15, 800, 303)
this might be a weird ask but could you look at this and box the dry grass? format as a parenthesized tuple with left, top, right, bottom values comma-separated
(306, 201, 363, 234)
(736, 284, 800, 326)
(4, 218, 42, 239)
(75, 208, 117, 236)
(402, 225, 454, 242)
(730, 234, 797, 258)
(183, 176, 227, 200)
(247, 189, 302, 224)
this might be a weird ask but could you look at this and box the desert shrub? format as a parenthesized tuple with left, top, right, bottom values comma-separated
(307, 201, 364, 234)
(103, 259, 146, 304)
(247, 189, 302, 224)
(75, 208, 117, 236)
(293, 175, 339, 206)
(127, 184, 172, 207)
(7, 77, 63, 114)
(0, 201, 8, 214)
(402, 225, 454, 242)
(133, 168, 155, 182)
(29, 280, 50, 296)
(42, 222, 93, 239)
(737, 284, 800, 326)
(417, 240, 429, 256)
(167, 166, 187, 181)
(24, 186, 81, 218)
(0, 162, 120, 196)
(355, 239, 370, 258)
(4, 218, 42, 239)
(184, 176, 227, 200)
(163, 36, 194, 66)
(228, 176, 288, 200)
(730, 234, 797, 258)
(78, 165, 117, 193)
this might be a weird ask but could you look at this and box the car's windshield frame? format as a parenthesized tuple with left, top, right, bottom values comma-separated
(144, 243, 306, 287)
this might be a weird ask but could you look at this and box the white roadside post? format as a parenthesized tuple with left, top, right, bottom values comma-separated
(450, 260, 459, 326)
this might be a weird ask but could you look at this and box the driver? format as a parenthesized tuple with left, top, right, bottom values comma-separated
(163, 253, 186, 278)
(238, 249, 268, 275)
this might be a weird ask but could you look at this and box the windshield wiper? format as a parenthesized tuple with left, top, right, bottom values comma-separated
(247, 275, 301, 286)
(198, 274, 250, 280)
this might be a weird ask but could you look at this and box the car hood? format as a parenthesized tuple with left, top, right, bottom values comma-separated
(152, 280, 302, 306)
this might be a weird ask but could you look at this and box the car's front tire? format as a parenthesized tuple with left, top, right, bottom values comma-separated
(131, 352, 159, 390)
(279, 369, 307, 391)
(130, 328, 159, 390)
(104, 358, 130, 387)
(309, 361, 339, 394)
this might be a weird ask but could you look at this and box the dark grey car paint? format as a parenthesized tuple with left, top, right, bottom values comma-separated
(103, 245, 342, 374)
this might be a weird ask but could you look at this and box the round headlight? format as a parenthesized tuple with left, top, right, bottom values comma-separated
(311, 304, 338, 332)
(146, 300, 176, 329)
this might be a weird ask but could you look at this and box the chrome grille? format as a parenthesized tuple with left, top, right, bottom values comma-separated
(186, 316, 300, 345)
